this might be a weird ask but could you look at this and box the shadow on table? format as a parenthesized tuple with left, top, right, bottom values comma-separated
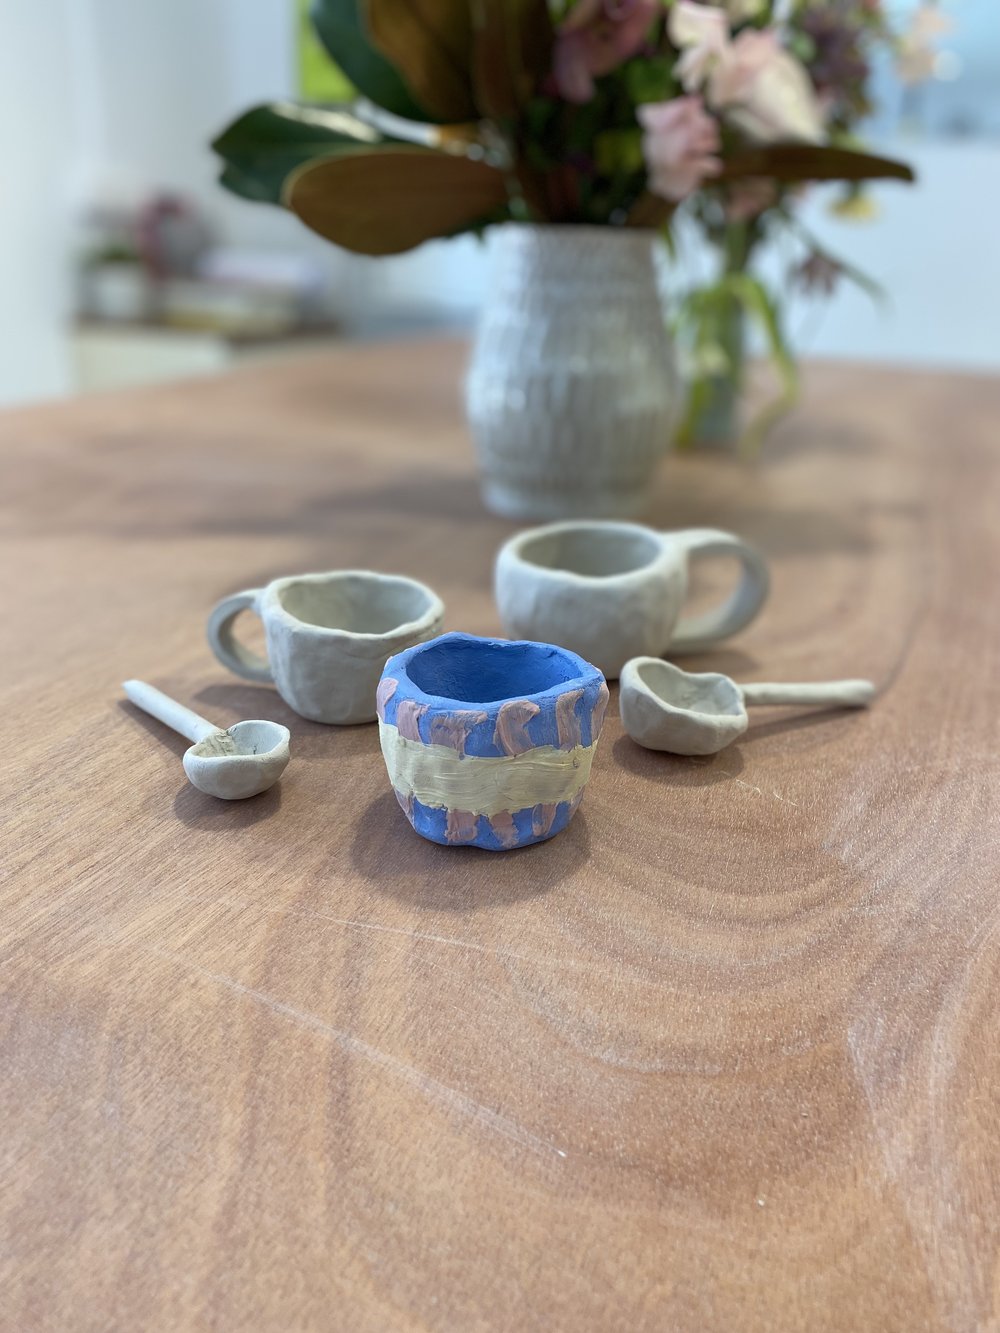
(173, 780, 282, 829)
(319, 474, 491, 524)
(612, 735, 745, 786)
(194, 682, 294, 724)
(612, 702, 871, 779)
(741, 707, 874, 746)
(666, 647, 760, 679)
(195, 474, 493, 539)
(118, 699, 189, 758)
(350, 791, 590, 912)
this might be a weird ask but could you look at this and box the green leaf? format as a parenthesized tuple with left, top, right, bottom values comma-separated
(285, 145, 509, 254)
(594, 128, 644, 177)
(674, 273, 799, 453)
(218, 163, 280, 205)
(624, 56, 677, 106)
(212, 102, 383, 205)
(470, 0, 554, 119)
(719, 143, 915, 185)
(310, 0, 430, 121)
(364, 0, 478, 123)
(722, 273, 799, 453)
(299, 0, 355, 101)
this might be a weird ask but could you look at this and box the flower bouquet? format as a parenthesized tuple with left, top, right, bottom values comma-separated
(213, 0, 915, 516)
(671, 1, 948, 450)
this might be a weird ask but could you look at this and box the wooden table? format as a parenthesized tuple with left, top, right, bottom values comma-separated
(3, 341, 998, 1332)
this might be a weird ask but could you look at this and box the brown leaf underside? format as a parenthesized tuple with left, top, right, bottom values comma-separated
(285, 147, 508, 255)
(365, 0, 477, 123)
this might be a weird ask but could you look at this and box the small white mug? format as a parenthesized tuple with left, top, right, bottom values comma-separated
(495, 521, 769, 679)
(207, 571, 445, 724)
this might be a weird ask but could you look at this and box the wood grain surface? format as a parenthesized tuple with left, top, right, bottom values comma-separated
(1, 340, 998, 1333)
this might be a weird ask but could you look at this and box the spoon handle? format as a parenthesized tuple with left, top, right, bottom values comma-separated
(740, 679, 876, 709)
(122, 680, 221, 743)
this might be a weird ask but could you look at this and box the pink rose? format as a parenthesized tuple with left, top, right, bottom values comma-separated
(638, 95, 722, 203)
(552, 0, 659, 105)
(710, 30, 824, 142)
(669, 3, 825, 142)
(669, 1, 730, 91)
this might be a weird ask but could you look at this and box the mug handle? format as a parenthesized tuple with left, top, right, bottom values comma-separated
(668, 529, 770, 654)
(206, 589, 274, 683)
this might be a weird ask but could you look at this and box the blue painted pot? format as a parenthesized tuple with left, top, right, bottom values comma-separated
(376, 633, 609, 850)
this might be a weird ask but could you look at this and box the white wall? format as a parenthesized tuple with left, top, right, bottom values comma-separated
(0, 0, 370, 407)
(776, 139, 1000, 372)
(0, 4, 78, 405)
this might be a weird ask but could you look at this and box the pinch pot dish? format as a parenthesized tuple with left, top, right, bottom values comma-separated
(376, 632, 609, 850)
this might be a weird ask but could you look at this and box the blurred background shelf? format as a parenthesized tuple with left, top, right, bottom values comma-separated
(71, 318, 342, 394)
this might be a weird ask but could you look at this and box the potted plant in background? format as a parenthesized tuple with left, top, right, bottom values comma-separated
(212, 0, 914, 518)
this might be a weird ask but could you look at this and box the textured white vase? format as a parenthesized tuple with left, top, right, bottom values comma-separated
(466, 225, 680, 520)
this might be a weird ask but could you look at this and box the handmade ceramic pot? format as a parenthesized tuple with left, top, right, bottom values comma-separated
(495, 520, 770, 679)
(376, 632, 609, 850)
(466, 225, 680, 519)
(207, 571, 444, 724)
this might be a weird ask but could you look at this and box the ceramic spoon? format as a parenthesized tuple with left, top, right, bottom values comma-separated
(122, 679, 290, 799)
(619, 658, 875, 756)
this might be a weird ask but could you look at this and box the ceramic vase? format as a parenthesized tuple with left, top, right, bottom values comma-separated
(376, 632, 609, 851)
(466, 225, 680, 520)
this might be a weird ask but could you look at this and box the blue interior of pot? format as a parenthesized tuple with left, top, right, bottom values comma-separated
(406, 636, 581, 704)
(378, 632, 608, 761)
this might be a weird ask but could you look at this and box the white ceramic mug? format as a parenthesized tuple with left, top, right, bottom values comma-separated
(495, 521, 770, 679)
(207, 571, 445, 724)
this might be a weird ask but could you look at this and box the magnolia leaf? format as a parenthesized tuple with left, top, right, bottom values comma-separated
(364, 0, 477, 123)
(219, 164, 278, 205)
(212, 102, 383, 204)
(719, 143, 915, 184)
(470, 0, 554, 119)
(285, 146, 509, 254)
(310, 0, 429, 121)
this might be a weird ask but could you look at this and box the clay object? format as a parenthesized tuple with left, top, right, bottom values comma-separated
(495, 520, 770, 680)
(619, 658, 875, 756)
(376, 632, 610, 851)
(207, 570, 445, 725)
(466, 225, 680, 520)
(122, 679, 290, 798)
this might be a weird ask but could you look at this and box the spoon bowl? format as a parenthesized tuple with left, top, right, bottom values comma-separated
(183, 720, 291, 799)
(621, 660, 749, 755)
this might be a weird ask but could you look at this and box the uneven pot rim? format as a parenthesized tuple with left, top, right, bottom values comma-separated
(258, 570, 445, 647)
(384, 631, 603, 713)
(497, 520, 678, 589)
